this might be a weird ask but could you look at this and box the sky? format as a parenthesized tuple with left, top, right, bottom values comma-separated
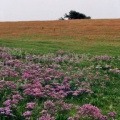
(0, 0, 120, 21)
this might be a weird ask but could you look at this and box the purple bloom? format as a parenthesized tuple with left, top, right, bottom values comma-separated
(44, 77, 51, 82)
(12, 94, 23, 100)
(44, 100, 55, 109)
(3, 99, 11, 106)
(77, 104, 107, 119)
(108, 111, 117, 117)
(40, 110, 47, 115)
(12, 99, 19, 105)
(37, 114, 55, 120)
(26, 102, 35, 109)
(0, 107, 4, 113)
(100, 115, 108, 120)
(0, 107, 13, 116)
(25, 117, 30, 120)
(67, 117, 74, 120)
(23, 111, 32, 117)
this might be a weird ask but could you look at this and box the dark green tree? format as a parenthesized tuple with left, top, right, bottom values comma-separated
(64, 10, 91, 19)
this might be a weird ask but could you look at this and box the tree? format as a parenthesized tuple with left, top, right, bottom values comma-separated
(64, 10, 91, 19)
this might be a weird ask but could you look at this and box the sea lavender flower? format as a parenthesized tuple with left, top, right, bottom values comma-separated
(77, 104, 106, 119)
(37, 114, 55, 120)
(67, 117, 74, 120)
(25, 117, 30, 120)
(108, 111, 117, 117)
(105, 65, 110, 69)
(44, 77, 51, 82)
(0, 107, 13, 116)
(26, 102, 35, 109)
(109, 68, 120, 74)
(40, 110, 47, 115)
(0, 107, 4, 114)
(99, 115, 108, 120)
(23, 83, 44, 97)
(12, 94, 23, 100)
(5, 81, 17, 89)
(44, 100, 57, 114)
(3, 99, 11, 107)
(61, 102, 73, 111)
(57, 50, 65, 55)
(12, 99, 19, 105)
(4, 107, 12, 115)
(44, 100, 55, 109)
(74, 115, 79, 120)
(23, 111, 32, 117)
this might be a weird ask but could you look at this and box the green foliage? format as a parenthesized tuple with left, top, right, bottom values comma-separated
(64, 10, 91, 19)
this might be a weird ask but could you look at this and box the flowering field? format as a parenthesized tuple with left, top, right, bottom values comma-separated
(0, 47, 120, 120)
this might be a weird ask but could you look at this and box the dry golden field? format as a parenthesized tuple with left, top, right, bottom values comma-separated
(0, 19, 120, 38)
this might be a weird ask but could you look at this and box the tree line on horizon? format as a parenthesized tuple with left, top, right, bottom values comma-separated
(59, 10, 91, 20)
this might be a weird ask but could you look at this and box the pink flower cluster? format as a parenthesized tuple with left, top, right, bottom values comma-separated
(0, 47, 118, 119)
(76, 104, 108, 120)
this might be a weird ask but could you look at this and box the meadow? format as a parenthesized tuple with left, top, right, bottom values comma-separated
(0, 19, 120, 120)
(0, 19, 120, 55)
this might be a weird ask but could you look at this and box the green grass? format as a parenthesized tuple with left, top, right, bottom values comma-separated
(0, 35, 120, 56)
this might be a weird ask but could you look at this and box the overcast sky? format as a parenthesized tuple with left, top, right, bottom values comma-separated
(0, 0, 120, 21)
